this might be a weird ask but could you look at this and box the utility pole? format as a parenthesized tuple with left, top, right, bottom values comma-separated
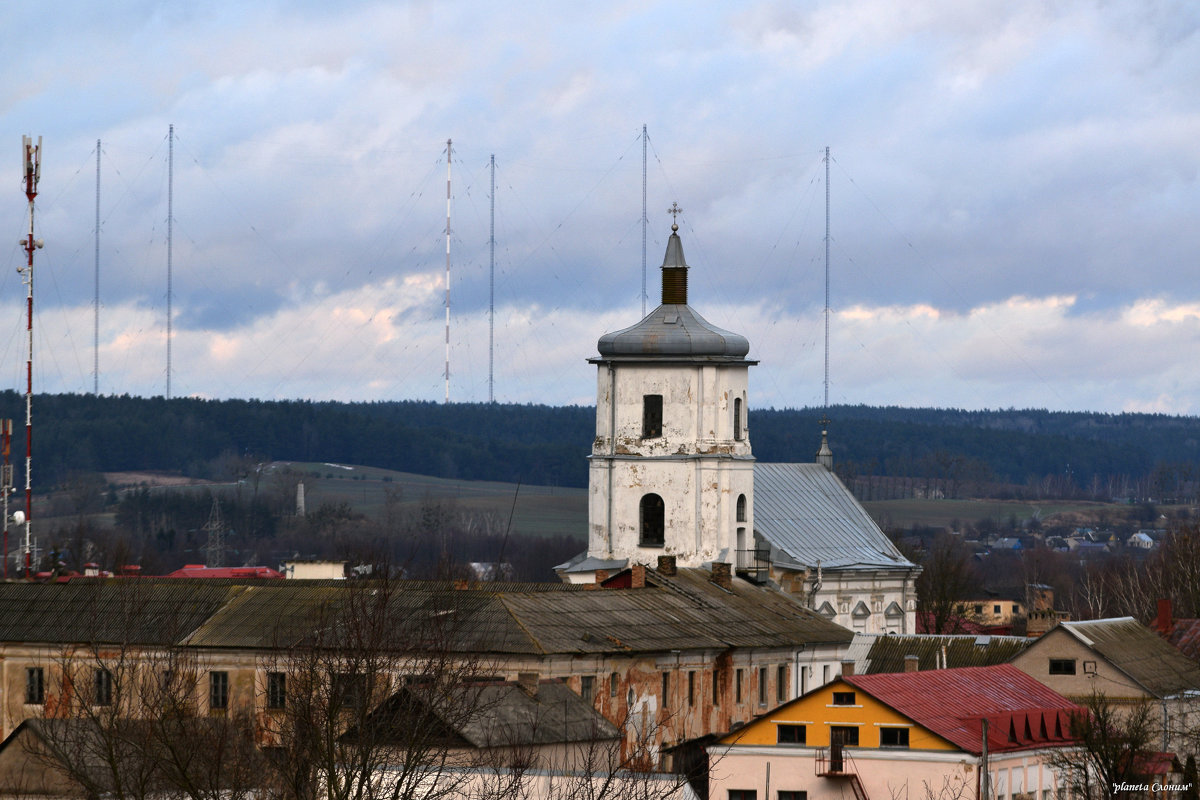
(444, 138, 452, 404)
(166, 124, 174, 399)
(489, 153, 495, 404)
(95, 139, 100, 396)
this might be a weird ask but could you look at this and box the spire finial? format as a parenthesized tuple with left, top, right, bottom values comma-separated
(668, 202, 682, 232)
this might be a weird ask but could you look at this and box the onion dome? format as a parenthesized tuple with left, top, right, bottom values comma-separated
(594, 220, 751, 362)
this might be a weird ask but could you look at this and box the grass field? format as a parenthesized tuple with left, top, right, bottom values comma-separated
(861, 497, 1120, 530)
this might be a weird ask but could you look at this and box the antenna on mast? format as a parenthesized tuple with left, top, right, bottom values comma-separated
(641, 125, 648, 318)
(444, 138, 452, 405)
(489, 153, 495, 404)
(19, 135, 42, 579)
(95, 140, 100, 396)
(166, 124, 174, 400)
(2, 421, 11, 578)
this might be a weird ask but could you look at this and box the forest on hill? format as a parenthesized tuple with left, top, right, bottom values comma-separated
(5, 391, 1200, 501)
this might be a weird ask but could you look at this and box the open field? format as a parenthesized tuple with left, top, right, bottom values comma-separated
(861, 497, 1149, 531)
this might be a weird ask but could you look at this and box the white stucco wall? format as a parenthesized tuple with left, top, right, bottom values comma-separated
(588, 361, 754, 566)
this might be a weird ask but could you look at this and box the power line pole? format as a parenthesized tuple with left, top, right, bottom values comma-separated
(824, 146, 831, 410)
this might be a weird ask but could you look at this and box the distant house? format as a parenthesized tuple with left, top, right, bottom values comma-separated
(1126, 531, 1155, 549)
(708, 664, 1081, 800)
(1011, 618, 1200, 758)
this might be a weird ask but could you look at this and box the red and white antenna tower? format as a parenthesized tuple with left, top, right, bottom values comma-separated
(19, 135, 41, 579)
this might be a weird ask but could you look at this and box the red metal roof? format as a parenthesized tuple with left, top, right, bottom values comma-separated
(846, 664, 1080, 755)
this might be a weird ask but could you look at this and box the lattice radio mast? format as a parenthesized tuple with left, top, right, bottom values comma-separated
(824, 146, 831, 410)
(166, 124, 174, 399)
(489, 153, 495, 404)
(94, 140, 101, 396)
(2, 421, 11, 579)
(203, 496, 225, 568)
(19, 135, 41, 578)
(641, 124, 648, 318)
(444, 139, 452, 404)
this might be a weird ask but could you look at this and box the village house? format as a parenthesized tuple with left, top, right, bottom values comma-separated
(707, 664, 1082, 800)
(1010, 617, 1200, 759)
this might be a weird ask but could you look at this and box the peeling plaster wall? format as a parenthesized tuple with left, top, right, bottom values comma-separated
(588, 362, 753, 565)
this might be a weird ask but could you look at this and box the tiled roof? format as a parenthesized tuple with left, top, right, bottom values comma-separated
(753, 463, 916, 571)
(845, 633, 1031, 674)
(847, 664, 1079, 755)
(1058, 618, 1200, 697)
(0, 572, 849, 655)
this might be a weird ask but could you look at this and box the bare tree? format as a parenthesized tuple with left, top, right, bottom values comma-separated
(1047, 689, 1159, 800)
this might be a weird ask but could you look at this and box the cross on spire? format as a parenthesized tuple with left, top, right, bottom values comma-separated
(668, 202, 682, 231)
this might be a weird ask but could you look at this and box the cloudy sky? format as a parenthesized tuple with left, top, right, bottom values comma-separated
(1, 0, 1198, 414)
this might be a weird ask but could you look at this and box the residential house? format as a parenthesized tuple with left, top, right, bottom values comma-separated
(1010, 618, 1200, 758)
(708, 664, 1081, 800)
(842, 632, 1030, 675)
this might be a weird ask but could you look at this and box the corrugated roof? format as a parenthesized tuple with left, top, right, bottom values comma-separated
(753, 463, 916, 570)
(847, 665, 1080, 755)
(1059, 618, 1200, 697)
(845, 632, 1031, 674)
(0, 573, 849, 656)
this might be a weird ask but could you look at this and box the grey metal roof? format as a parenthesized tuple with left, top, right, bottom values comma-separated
(753, 463, 917, 571)
(593, 303, 751, 362)
(845, 632, 1031, 674)
(1057, 617, 1200, 697)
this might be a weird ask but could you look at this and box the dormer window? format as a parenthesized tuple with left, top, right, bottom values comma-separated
(643, 395, 663, 439)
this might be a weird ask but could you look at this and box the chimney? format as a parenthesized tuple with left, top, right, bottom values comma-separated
(630, 564, 646, 589)
(594, 569, 609, 585)
(517, 672, 539, 697)
(711, 562, 732, 590)
(841, 660, 855, 678)
(904, 655, 919, 673)
(1156, 598, 1173, 634)
(657, 555, 677, 576)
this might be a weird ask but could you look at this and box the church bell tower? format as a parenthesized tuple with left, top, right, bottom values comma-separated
(587, 209, 756, 569)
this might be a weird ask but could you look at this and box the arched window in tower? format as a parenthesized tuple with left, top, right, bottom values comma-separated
(737, 494, 747, 523)
(734, 398, 743, 440)
(640, 493, 665, 547)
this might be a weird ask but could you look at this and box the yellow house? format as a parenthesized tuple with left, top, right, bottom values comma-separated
(709, 665, 1081, 800)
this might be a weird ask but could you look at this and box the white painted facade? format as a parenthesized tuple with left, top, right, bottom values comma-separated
(587, 361, 754, 567)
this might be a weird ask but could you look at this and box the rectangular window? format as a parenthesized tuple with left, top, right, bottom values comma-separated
(777, 724, 806, 745)
(94, 668, 113, 707)
(333, 672, 366, 709)
(210, 671, 229, 710)
(610, 672, 619, 698)
(267, 672, 286, 709)
(581, 675, 594, 702)
(879, 727, 910, 748)
(662, 671, 670, 703)
(993, 605, 1001, 614)
(25, 667, 44, 705)
(712, 668, 720, 706)
(642, 395, 663, 439)
(830, 726, 859, 746)
(832, 691, 856, 706)
(735, 668, 744, 703)
(758, 667, 767, 706)
(776, 664, 787, 703)
(1048, 659, 1077, 676)
(688, 671, 695, 707)
(779, 792, 808, 800)
(975, 604, 984, 614)
(734, 398, 743, 441)
(729, 791, 757, 800)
